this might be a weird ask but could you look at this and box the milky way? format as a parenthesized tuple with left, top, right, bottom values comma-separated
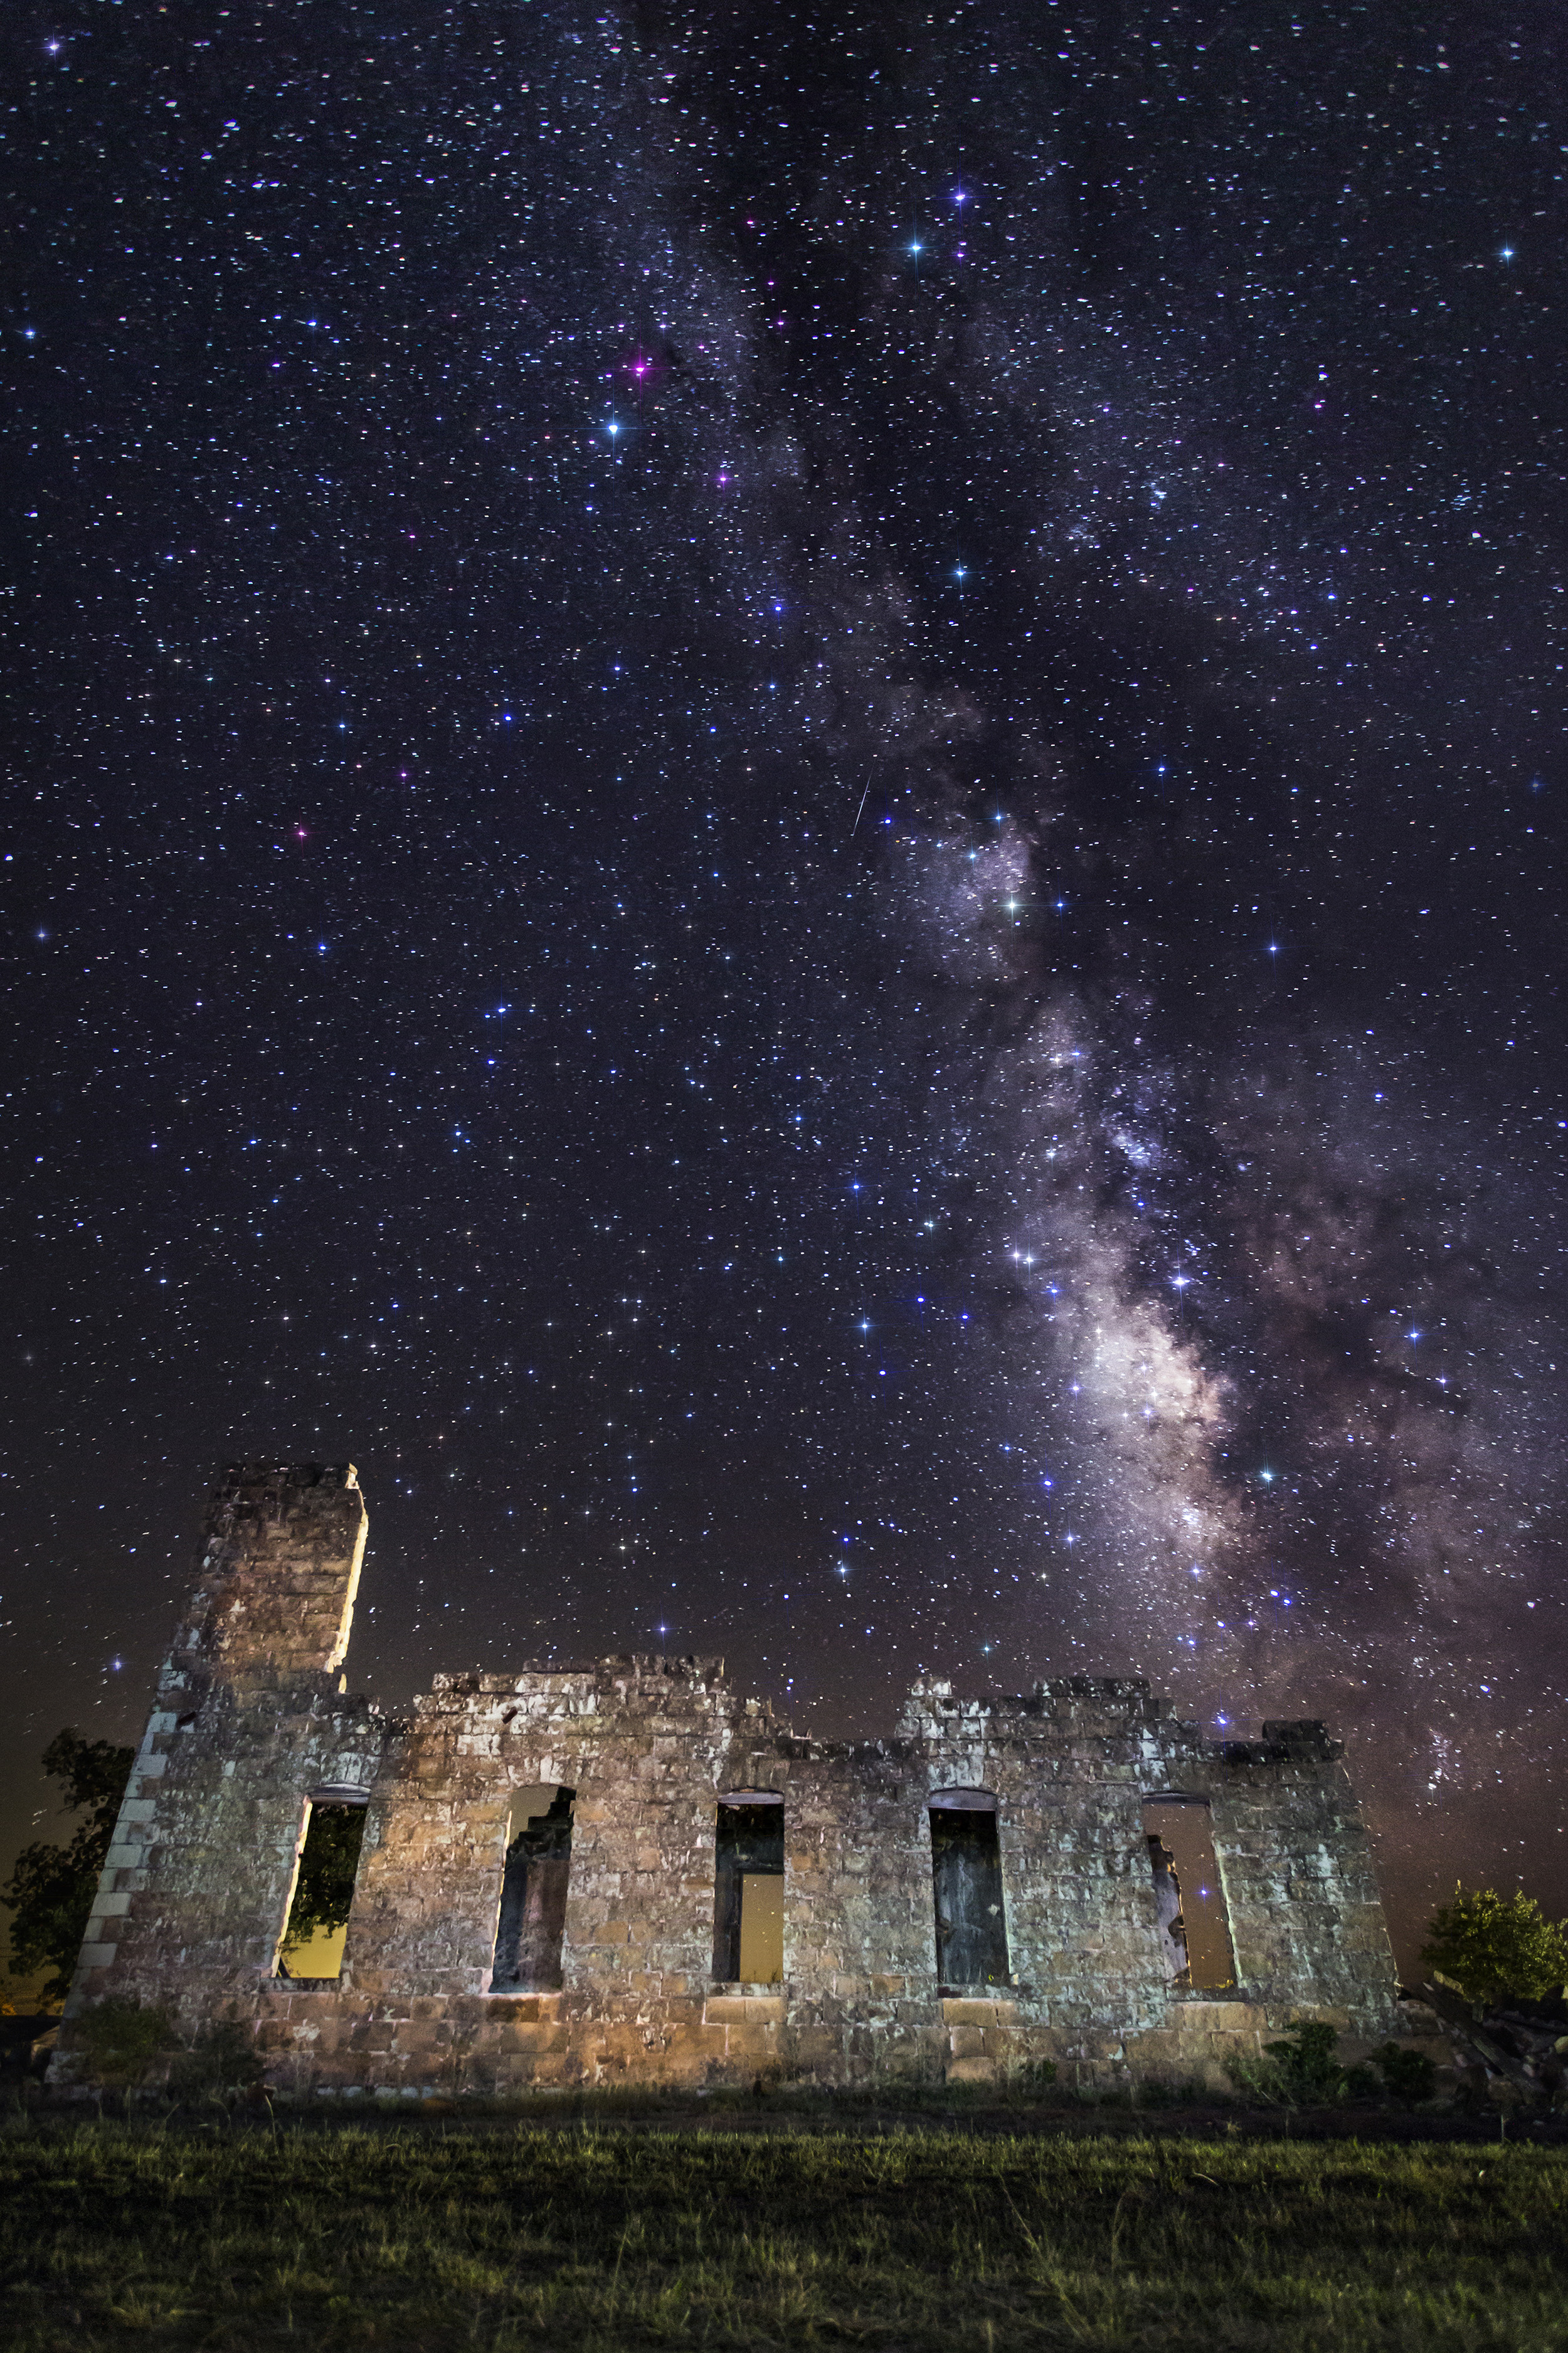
(6, 0, 1565, 1958)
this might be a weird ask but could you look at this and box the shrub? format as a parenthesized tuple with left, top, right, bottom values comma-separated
(1374, 2041, 1437, 2105)
(1229, 2022, 1391, 2108)
(1264, 2021, 1345, 2100)
(1421, 1883, 1568, 2010)
(73, 1997, 174, 2091)
(167, 2017, 267, 2107)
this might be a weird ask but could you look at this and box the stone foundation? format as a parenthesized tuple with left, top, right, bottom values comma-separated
(56, 1462, 1412, 2097)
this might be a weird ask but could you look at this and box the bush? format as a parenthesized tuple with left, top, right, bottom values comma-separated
(167, 2017, 267, 2108)
(72, 1998, 174, 2092)
(1421, 1883, 1568, 2010)
(1374, 2041, 1437, 2105)
(1229, 2022, 1391, 2108)
(1264, 2021, 1345, 2100)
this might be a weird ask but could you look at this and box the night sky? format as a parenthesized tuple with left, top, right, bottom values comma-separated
(6, 1, 1565, 1970)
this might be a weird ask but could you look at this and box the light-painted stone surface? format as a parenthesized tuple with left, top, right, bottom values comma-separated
(55, 1463, 1406, 2095)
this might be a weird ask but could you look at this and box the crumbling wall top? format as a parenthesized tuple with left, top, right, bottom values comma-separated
(207, 1461, 361, 1516)
(1224, 1720, 1343, 1765)
(171, 1460, 368, 1690)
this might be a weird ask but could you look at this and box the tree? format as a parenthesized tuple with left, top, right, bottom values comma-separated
(1, 1729, 135, 2005)
(1421, 1881, 1568, 2011)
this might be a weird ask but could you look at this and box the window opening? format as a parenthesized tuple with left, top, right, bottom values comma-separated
(929, 1788, 1009, 1988)
(713, 1790, 783, 1984)
(1142, 1795, 1235, 1990)
(1146, 1828, 1189, 1984)
(492, 1784, 575, 1990)
(275, 1790, 368, 1980)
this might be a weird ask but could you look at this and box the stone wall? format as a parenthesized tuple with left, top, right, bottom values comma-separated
(56, 1462, 1409, 2097)
(56, 1464, 378, 2044)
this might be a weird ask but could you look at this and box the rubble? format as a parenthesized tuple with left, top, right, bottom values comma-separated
(1416, 1979, 1568, 2111)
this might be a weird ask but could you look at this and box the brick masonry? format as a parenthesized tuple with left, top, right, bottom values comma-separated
(55, 1463, 1419, 2096)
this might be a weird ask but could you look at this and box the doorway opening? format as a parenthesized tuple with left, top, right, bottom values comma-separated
(929, 1788, 1010, 1988)
(1142, 1794, 1236, 1990)
(492, 1784, 575, 1990)
(275, 1788, 368, 1980)
(713, 1790, 784, 1984)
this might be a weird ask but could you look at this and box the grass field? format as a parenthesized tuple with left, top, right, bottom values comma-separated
(1, 2117, 1565, 2350)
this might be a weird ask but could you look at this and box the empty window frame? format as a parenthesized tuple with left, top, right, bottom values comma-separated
(712, 1790, 784, 1985)
(492, 1785, 576, 1990)
(275, 1787, 369, 1980)
(929, 1788, 1010, 1989)
(1142, 1795, 1236, 1990)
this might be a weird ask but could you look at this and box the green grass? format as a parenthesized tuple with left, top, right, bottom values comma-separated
(0, 2120, 1564, 2350)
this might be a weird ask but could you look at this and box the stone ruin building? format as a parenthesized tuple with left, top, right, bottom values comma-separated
(56, 1461, 1419, 2098)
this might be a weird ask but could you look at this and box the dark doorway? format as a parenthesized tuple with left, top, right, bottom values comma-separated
(929, 1789, 1010, 1988)
(492, 1785, 575, 1990)
(1142, 1795, 1235, 1990)
(712, 1791, 784, 1984)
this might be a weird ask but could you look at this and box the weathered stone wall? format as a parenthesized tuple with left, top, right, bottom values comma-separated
(1208, 1720, 1395, 2016)
(56, 1463, 1409, 2097)
(55, 1465, 381, 2069)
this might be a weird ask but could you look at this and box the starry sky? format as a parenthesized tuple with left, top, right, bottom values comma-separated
(6, 0, 1565, 1970)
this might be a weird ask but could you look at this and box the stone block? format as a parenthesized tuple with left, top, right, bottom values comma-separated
(947, 2053, 1000, 2083)
(941, 1999, 1020, 2027)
